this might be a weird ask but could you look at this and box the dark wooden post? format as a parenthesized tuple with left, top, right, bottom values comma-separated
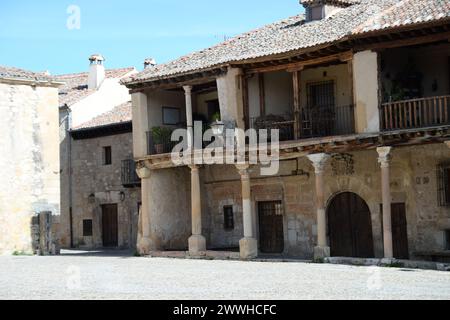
(292, 69, 302, 140)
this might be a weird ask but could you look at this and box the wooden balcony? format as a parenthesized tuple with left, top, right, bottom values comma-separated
(250, 104, 355, 142)
(380, 95, 450, 131)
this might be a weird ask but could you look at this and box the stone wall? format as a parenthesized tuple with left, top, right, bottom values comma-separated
(144, 167, 191, 250)
(0, 82, 60, 254)
(69, 132, 140, 249)
(202, 143, 450, 259)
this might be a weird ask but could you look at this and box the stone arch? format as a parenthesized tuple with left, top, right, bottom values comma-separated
(326, 191, 375, 258)
(324, 169, 384, 257)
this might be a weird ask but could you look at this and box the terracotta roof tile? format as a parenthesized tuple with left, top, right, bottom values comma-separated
(73, 101, 132, 130)
(0, 65, 53, 82)
(124, 0, 449, 86)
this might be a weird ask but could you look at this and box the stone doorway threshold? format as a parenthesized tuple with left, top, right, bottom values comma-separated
(325, 256, 450, 272)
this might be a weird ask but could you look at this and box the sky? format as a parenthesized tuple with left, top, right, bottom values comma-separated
(0, 0, 303, 75)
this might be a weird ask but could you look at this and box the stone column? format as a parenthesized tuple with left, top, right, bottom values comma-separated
(183, 86, 193, 150)
(377, 147, 393, 259)
(307, 153, 331, 260)
(131, 92, 149, 158)
(136, 165, 154, 255)
(236, 164, 258, 259)
(188, 164, 206, 253)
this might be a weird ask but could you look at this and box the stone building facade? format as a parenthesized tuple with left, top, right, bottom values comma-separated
(57, 55, 137, 248)
(124, 0, 450, 262)
(69, 103, 141, 249)
(0, 66, 61, 255)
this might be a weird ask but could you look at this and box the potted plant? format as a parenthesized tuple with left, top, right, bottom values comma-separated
(151, 126, 173, 154)
(210, 112, 224, 136)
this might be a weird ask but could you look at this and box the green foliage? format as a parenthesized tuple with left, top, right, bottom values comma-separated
(151, 126, 173, 145)
(211, 112, 221, 122)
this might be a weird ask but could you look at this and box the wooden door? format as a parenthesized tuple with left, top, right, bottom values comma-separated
(328, 192, 374, 258)
(381, 203, 409, 259)
(102, 204, 118, 247)
(258, 201, 284, 254)
(305, 81, 336, 137)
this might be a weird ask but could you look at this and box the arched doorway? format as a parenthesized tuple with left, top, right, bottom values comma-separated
(327, 192, 374, 258)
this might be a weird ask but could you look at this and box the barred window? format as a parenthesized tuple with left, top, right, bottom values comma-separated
(437, 162, 450, 206)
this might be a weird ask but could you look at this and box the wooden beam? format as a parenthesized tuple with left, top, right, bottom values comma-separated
(355, 30, 450, 51)
(259, 73, 266, 116)
(241, 74, 250, 130)
(292, 70, 301, 140)
(255, 52, 352, 74)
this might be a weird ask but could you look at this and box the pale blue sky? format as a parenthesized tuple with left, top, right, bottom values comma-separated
(0, 0, 303, 75)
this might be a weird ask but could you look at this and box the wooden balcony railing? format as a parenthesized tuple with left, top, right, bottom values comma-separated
(301, 104, 355, 138)
(380, 95, 450, 131)
(121, 159, 141, 188)
(250, 115, 295, 142)
(249, 105, 355, 141)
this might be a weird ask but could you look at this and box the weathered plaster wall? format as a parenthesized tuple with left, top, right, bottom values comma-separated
(146, 89, 186, 129)
(300, 63, 352, 108)
(70, 132, 140, 249)
(217, 68, 245, 129)
(0, 82, 60, 254)
(144, 167, 191, 250)
(247, 65, 352, 120)
(202, 143, 450, 259)
(70, 77, 134, 128)
(353, 50, 380, 133)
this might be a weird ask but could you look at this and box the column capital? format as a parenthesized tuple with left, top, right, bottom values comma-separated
(377, 146, 392, 168)
(136, 163, 151, 179)
(188, 164, 200, 171)
(235, 164, 250, 178)
(183, 85, 193, 94)
(307, 153, 331, 174)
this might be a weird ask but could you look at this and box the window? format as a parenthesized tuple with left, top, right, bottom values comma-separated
(83, 219, 93, 237)
(103, 146, 112, 165)
(446, 230, 450, 251)
(437, 162, 450, 206)
(223, 206, 234, 231)
(162, 107, 180, 125)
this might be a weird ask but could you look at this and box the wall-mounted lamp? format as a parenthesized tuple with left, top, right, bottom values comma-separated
(120, 191, 126, 202)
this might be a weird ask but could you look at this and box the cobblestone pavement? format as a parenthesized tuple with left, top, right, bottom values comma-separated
(0, 250, 449, 300)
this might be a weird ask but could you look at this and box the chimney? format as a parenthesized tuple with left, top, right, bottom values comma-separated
(301, 0, 355, 22)
(88, 54, 105, 90)
(144, 58, 157, 69)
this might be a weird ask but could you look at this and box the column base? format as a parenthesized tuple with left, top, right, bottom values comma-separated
(239, 237, 258, 260)
(314, 246, 330, 261)
(188, 235, 206, 254)
(137, 237, 154, 256)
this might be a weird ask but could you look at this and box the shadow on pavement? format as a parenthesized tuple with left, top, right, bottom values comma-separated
(59, 249, 135, 258)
